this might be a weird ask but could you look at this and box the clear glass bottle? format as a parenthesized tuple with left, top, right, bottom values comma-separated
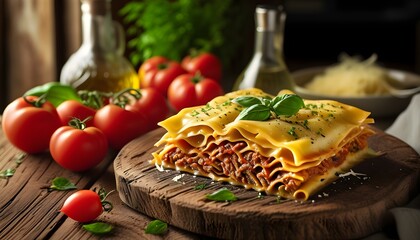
(232, 5, 294, 95)
(60, 0, 139, 93)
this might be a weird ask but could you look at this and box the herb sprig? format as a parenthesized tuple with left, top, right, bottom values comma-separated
(233, 94, 305, 121)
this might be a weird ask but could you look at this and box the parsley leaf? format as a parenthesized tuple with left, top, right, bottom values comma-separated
(194, 183, 208, 191)
(206, 188, 238, 202)
(0, 168, 15, 179)
(49, 177, 77, 191)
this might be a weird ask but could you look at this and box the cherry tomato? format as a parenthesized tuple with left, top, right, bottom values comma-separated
(2, 96, 62, 153)
(50, 119, 108, 171)
(94, 104, 149, 150)
(56, 100, 96, 127)
(60, 190, 103, 223)
(139, 56, 187, 96)
(168, 73, 224, 111)
(181, 52, 222, 82)
(126, 88, 169, 130)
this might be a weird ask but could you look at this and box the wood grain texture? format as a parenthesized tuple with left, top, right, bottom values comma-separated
(115, 128, 420, 240)
(0, 116, 200, 239)
(0, 142, 114, 239)
(49, 165, 202, 240)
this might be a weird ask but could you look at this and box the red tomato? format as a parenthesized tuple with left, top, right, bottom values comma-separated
(138, 56, 167, 80)
(181, 52, 222, 82)
(2, 96, 62, 153)
(94, 104, 149, 150)
(167, 73, 224, 111)
(60, 190, 103, 222)
(50, 124, 108, 171)
(56, 100, 96, 127)
(126, 88, 169, 130)
(139, 56, 187, 96)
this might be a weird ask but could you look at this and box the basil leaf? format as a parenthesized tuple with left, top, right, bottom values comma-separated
(83, 222, 113, 235)
(272, 94, 305, 116)
(261, 97, 272, 107)
(236, 104, 270, 121)
(145, 220, 168, 235)
(49, 177, 77, 191)
(0, 168, 15, 178)
(232, 96, 261, 107)
(24, 82, 81, 107)
(206, 188, 238, 202)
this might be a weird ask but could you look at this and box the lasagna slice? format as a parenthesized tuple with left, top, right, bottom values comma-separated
(152, 88, 375, 200)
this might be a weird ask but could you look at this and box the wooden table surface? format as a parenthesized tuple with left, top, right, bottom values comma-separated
(0, 117, 202, 240)
(0, 115, 406, 239)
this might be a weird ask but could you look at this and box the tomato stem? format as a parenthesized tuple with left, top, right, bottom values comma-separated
(23, 95, 47, 108)
(111, 88, 142, 108)
(78, 90, 111, 109)
(191, 72, 203, 84)
(96, 188, 115, 212)
(157, 63, 168, 70)
(68, 117, 91, 130)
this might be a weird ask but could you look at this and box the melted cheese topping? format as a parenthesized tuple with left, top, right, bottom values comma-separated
(155, 88, 373, 173)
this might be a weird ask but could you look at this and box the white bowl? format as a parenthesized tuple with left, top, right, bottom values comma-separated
(291, 66, 420, 118)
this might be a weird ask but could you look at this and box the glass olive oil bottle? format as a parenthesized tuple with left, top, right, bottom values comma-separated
(60, 0, 139, 93)
(232, 5, 294, 95)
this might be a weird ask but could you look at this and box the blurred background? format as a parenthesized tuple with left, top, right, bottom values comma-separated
(1, 0, 420, 112)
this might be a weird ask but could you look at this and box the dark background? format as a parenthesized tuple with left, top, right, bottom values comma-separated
(1, 0, 420, 111)
(282, 0, 420, 73)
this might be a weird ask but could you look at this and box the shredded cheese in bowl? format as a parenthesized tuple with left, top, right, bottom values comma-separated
(304, 54, 393, 97)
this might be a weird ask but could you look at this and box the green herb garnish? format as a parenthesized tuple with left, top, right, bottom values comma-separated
(233, 94, 305, 121)
(0, 168, 15, 178)
(15, 153, 26, 165)
(83, 222, 113, 235)
(205, 188, 238, 202)
(194, 183, 208, 191)
(271, 94, 305, 116)
(236, 104, 271, 121)
(49, 177, 77, 191)
(145, 220, 168, 235)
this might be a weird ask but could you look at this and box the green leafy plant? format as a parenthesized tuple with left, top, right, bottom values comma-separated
(119, 0, 250, 69)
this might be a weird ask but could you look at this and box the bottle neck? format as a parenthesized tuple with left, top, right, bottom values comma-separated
(254, 29, 284, 66)
(80, 0, 116, 54)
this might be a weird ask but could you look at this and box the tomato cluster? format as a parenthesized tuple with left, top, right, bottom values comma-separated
(2, 87, 169, 172)
(139, 52, 224, 112)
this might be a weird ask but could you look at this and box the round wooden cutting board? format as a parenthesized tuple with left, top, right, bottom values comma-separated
(114, 128, 420, 239)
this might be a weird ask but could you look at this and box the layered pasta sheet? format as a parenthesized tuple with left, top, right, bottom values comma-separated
(152, 88, 375, 200)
